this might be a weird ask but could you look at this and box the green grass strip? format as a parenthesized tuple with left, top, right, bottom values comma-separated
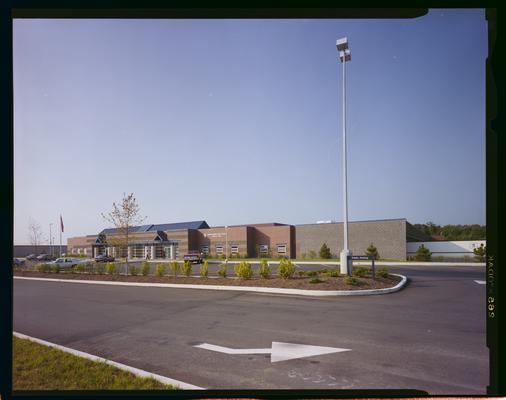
(13, 336, 177, 390)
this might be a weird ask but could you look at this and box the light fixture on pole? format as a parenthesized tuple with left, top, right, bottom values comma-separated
(336, 37, 352, 276)
(49, 223, 53, 257)
(225, 225, 228, 263)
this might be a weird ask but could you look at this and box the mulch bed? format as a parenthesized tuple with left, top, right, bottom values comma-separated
(14, 271, 401, 291)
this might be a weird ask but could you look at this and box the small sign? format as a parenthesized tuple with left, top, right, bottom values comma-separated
(351, 255, 375, 260)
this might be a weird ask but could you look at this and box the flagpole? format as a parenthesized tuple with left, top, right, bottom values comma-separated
(60, 214, 63, 257)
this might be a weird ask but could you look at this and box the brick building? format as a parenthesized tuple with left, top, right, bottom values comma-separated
(295, 218, 431, 261)
(67, 218, 429, 261)
(67, 221, 296, 260)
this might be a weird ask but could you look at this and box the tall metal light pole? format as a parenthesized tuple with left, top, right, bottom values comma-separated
(49, 223, 53, 257)
(225, 225, 228, 263)
(336, 37, 352, 275)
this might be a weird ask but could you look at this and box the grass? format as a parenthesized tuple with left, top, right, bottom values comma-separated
(13, 336, 178, 390)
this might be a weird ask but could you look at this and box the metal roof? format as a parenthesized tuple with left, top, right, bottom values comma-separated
(100, 221, 209, 235)
(149, 221, 210, 231)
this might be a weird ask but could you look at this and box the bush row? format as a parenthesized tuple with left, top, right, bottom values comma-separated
(29, 261, 389, 282)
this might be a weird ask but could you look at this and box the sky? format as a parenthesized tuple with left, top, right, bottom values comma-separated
(13, 9, 487, 245)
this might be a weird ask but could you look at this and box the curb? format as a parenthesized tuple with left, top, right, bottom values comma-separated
(55, 259, 485, 267)
(14, 274, 407, 296)
(13, 332, 204, 390)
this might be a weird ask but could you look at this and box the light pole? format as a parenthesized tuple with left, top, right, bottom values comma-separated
(336, 37, 352, 276)
(49, 223, 53, 257)
(225, 225, 228, 263)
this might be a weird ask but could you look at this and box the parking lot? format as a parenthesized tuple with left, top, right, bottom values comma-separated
(13, 262, 487, 393)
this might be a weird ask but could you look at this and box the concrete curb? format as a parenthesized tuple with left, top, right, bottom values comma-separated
(13, 331, 204, 390)
(14, 274, 407, 296)
(60, 259, 485, 267)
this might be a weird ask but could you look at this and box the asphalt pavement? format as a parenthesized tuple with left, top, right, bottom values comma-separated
(13, 263, 487, 394)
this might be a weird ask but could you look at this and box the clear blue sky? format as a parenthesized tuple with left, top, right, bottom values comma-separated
(13, 9, 487, 244)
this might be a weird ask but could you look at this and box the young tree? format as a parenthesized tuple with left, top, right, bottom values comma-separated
(473, 244, 486, 262)
(365, 243, 380, 260)
(102, 193, 146, 275)
(415, 244, 432, 261)
(319, 243, 331, 259)
(28, 218, 44, 255)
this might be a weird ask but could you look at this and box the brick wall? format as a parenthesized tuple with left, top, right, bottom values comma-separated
(295, 219, 408, 260)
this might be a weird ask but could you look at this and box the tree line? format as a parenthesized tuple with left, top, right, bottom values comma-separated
(413, 222, 485, 240)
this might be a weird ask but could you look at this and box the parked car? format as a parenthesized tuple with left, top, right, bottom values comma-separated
(26, 254, 37, 260)
(36, 254, 55, 261)
(183, 251, 204, 264)
(13, 258, 25, 266)
(48, 257, 82, 269)
(95, 254, 115, 263)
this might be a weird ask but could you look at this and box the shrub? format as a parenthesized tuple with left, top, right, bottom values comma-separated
(278, 259, 295, 279)
(182, 261, 192, 277)
(81, 262, 93, 273)
(473, 244, 486, 262)
(415, 244, 432, 261)
(316, 269, 328, 274)
(259, 260, 270, 279)
(106, 262, 116, 275)
(169, 261, 180, 277)
(130, 265, 139, 276)
(308, 250, 316, 259)
(73, 263, 85, 273)
(300, 252, 307, 260)
(319, 243, 332, 259)
(141, 261, 150, 276)
(345, 276, 359, 286)
(297, 270, 307, 277)
(35, 263, 45, 273)
(95, 262, 105, 274)
(200, 260, 209, 278)
(306, 270, 318, 277)
(353, 266, 368, 278)
(377, 268, 389, 278)
(155, 263, 166, 277)
(365, 243, 379, 260)
(234, 261, 253, 279)
(326, 269, 340, 277)
(51, 265, 60, 273)
(217, 263, 227, 278)
(309, 278, 324, 284)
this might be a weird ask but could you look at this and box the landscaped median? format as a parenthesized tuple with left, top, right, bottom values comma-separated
(14, 260, 407, 296)
(13, 334, 180, 390)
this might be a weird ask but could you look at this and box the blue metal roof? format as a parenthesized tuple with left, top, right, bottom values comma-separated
(149, 221, 210, 231)
(100, 224, 153, 235)
(100, 221, 209, 235)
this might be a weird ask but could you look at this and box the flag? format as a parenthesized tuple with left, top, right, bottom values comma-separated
(60, 215, 64, 233)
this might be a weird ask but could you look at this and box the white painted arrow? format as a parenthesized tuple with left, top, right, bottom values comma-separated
(194, 342, 351, 363)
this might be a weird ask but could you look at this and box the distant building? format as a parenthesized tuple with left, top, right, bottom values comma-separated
(66, 218, 431, 261)
(67, 221, 295, 260)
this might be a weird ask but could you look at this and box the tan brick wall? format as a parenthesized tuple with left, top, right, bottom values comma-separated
(295, 219, 407, 260)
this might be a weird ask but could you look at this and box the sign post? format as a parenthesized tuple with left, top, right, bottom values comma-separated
(351, 255, 376, 280)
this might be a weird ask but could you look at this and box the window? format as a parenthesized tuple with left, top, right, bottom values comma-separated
(277, 244, 287, 254)
(201, 246, 209, 255)
(231, 245, 239, 254)
(215, 245, 224, 255)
